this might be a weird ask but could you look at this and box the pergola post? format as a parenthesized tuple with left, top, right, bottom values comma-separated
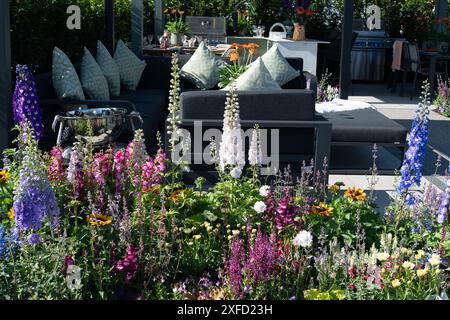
(131, 0, 143, 56)
(435, 0, 449, 32)
(154, 0, 165, 41)
(0, 0, 11, 151)
(105, 0, 115, 53)
(339, 0, 354, 100)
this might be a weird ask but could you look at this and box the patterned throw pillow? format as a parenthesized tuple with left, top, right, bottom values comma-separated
(180, 42, 225, 90)
(52, 47, 85, 100)
(260, 44, 300, 86)
(96, 40, 121, 97)
(113, 40, 146, 91)
(80, 47, 110, 100)
(224, 57, 281, 91)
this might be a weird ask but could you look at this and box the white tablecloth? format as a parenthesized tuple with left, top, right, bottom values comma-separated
(316, 99, 374, 114)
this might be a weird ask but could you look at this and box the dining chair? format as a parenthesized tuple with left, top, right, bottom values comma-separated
(401, 43, 446, 100)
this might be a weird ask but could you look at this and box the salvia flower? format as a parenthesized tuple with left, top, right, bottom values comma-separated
(13, 125, 60, 235)
(12, 65, 44, 140)
(397, 81, 430, 198)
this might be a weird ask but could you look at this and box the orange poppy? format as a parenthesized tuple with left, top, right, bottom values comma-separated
(249, 48, 257, 55)
(296, 7, 305, 15)
(178, 10, 185, 15)
(230, 43, 245, 50)
(247, 43, 260, 49)
(230, 50, 239, 62)
(163, 8, 169, 14)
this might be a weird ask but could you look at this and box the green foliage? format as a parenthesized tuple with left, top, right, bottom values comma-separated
(11, 0, 154, 73)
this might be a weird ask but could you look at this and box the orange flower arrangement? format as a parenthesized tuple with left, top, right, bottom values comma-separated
(218, 43, 259, 88)
(229, 50, 239, 62)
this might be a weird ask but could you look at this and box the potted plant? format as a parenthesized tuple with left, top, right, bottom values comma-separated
(282, 0, 315, 41)
(164, 9, 191, 47)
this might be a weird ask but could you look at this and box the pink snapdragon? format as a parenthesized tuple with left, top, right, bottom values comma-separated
(47, 146, 64, 182)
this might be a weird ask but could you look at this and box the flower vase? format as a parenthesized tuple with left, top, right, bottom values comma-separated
(170, 33, 183, 47)
(292, 23, 306, 41)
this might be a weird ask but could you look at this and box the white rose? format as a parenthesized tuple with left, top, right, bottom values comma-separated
(292, 230, 313, 248)
(259, 185, 270, 197)
(253, 201, 267, 213)
(230, 167, 242, 179)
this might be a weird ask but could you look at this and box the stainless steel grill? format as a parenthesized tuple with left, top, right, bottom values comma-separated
(185, 16, 226, 45)
(351, 19, 389, 81)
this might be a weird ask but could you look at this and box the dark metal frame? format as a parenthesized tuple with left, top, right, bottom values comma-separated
(131, 0, 143, 56)
(166, 118, 332, 182)
(329, 141, 407, 175)
(339, 0, 354, 99)
(0, 0, 11, 152)
(105, 0, 115, 53)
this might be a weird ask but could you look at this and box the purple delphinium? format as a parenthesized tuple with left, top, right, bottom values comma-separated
(13, 125, 60, 239)
(12, 65, 44, 140)
(397, 81, 430, 199)
(437, 165, 450, 224)
(27, 233, 41, 245)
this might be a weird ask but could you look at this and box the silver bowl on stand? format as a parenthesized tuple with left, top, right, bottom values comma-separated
(52, 107, 143, 147)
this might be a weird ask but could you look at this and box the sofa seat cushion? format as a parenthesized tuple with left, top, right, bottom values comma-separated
(117, 89, 168, 145)
(323, 109, 407, 143)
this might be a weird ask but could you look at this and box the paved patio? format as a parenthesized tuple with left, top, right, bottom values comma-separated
(329, 83, 450, 210)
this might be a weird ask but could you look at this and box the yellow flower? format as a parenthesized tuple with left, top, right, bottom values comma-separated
(377, 252, 390, 262)
(0, 170, 10, 183)
(206, 226, 213, 232)
(193, 234, 202, 240)
(7, 208, 14, 220)
(344, 187, 367, 202)
(391, 279, 401, 288)
(416, 268, 429, 277)
(429, 254, 441, 267)
(329, 184, 340, 193)
(232, 230, 240, 236)
(312, 202, 333, 217)
(416, 250, 425, 260)
(402, 261, 415, 270)
(400, 247, 408, 254)
(87, 213, 112, 227)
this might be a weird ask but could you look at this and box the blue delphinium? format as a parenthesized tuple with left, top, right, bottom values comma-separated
(0, 224, 7, 258)
(0, 225, 19, 259)
(12, 65, 44, 140)
(437, 165, 450, 224)
(13, 124, 60, 244)
(397, 81, 431, 200)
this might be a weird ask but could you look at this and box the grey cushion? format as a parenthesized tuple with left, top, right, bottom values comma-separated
(260, 44, 300, 86)
(80, 47, 110, 100)
(180, 42, 225, 90)
(114, 40, 146, 91)
(180, 89, 315, 121)
(52, 47, 85, 100)
(96, 40, 121, 97)
(323, 109, 407, 143)
(224, 57, 281, 91)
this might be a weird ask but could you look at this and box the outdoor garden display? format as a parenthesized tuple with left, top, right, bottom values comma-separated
(0, 56, 449, 300)
(433, 76, 450, 118)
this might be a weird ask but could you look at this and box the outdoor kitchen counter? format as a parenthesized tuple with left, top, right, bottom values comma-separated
(228, 37, 330, 76)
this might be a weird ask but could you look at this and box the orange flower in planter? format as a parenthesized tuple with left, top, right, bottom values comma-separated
(230, 43, 245, 50)
(178, 10, 185, 15)
(296, 7, 305, 15)
(230, 50, 239, 62)
(163, 8, 169, 14)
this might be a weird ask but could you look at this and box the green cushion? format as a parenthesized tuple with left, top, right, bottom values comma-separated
(52, 47, 85, 100)
(224, 57, 281, 91)
(80, 47, 110, 100)
(96, 41, 121, 97)
(113, 40, 146, 91)
(260, 44, 300, 86)
(180, 42, 225, 90)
